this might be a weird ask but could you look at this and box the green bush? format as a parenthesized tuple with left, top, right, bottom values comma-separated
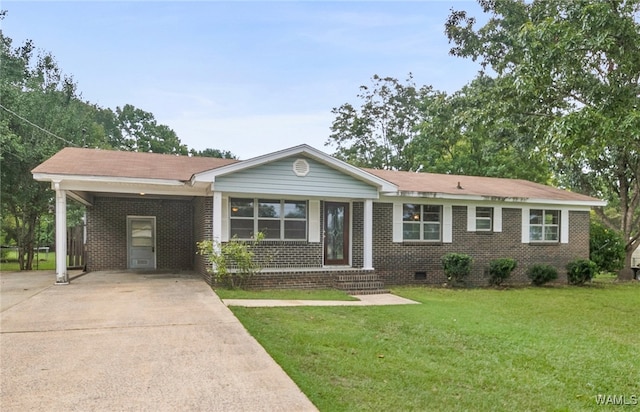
(486, 258, 517, 286)
(566, 258, 598, 285)
(196, 232, 265, 289)
(442, 253, 473, 285)
(527, 264, 558, 286)
(589, 219, 625, 273)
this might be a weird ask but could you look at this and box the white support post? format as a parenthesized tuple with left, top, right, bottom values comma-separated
(363, 199, 374, 270)
(54, 183, 68, 285)
(208, 190, 224, 273)
(212, 190, 223, 245)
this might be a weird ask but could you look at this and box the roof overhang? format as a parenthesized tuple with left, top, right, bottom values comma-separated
(191, 144, 398, 193)
(33, 173, 209, 199)
(385, 191, 607, 207)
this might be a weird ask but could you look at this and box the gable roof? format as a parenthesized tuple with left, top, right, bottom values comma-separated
(366, 168, 601, 204)
(191, 144, 398, 192)
(32, 146, 604, 206)
(31, 147, 238, 182)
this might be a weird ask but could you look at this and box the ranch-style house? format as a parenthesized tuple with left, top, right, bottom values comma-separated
(32, 144, 605, 290)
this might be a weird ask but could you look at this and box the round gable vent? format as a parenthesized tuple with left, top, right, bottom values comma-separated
(292, 158, 310, 177)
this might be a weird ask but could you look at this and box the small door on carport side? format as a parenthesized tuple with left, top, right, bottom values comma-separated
(127, 216, 156, 269)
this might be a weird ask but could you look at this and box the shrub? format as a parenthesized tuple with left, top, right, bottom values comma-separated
(196, 232, 265, 289)
(566, 258, 598, 285)
(589, 218, 625, 273)
(486, 258, 517, 286)
(442, 253, 473, 285)
(527, 264, 558, 286)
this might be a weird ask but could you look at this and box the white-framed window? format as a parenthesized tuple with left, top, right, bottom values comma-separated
(402, 204, 442, 241)
(230, 198, 307, 240)
(529, 209, 559, 242)
(476, 207, 493, 231)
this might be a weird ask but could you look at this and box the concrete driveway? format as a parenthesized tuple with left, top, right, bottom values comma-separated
(0, 270, 317, 411)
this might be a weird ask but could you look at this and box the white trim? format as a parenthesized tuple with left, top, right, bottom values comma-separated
(221, 195, 229, 242)
(308, 200, 321, 243)
(560, 209, 569, 244)
(521, 207, 530, 244)
(467, 205, 476, 232)
(386, 191, 606, 207)
(42, 178, 207, 197)
(392, 202, 403, 243)
(494, 206, 503, 232)
(363, 199, 374, 270)
(34, 173, 185, 187)
(213, 191, 223, 243)
(192, 144, 398, 193)
(54, 185, 68, 284)
(443, 204, 453, 243)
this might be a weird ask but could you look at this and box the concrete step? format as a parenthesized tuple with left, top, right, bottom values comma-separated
(335, 273, 388, 295)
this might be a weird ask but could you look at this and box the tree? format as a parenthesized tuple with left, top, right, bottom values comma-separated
(109, 104, 188, 155)
(327, 74, 434, 170)
(590, 215, 625, 273)
(189, 148, 237, 159)
(446, 0, 640, 279)
(414, 74, 553, 183)
(0, 30, 103, 269)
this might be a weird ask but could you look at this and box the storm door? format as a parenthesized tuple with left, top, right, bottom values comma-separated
(127, 216, 156, 269)
(324, 202, 349, 265)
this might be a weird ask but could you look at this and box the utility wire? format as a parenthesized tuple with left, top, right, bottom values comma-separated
(0, 103, 79, 147)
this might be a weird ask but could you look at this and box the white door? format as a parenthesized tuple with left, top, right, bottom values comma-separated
(127, 216, 156, 269)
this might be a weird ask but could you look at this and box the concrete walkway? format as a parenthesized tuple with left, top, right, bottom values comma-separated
(223, 293, 421, 307)
(0, 271, 317, 411)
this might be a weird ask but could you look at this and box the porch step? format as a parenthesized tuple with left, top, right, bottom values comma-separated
(335, 273, 389, 295)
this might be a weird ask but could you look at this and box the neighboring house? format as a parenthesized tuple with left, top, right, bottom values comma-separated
(32, 145, 605, 289)
(632, 245, 640, 280)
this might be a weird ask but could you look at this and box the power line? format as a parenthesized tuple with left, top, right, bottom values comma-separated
(0, 103, 79, 147)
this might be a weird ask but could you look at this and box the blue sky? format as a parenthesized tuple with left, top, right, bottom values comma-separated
(2, 1, 486, 159)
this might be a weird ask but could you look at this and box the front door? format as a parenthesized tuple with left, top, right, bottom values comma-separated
(127, 216, 156, 269)
(324, 202, 349, 265)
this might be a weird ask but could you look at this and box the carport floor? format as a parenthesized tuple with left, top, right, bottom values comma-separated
(0, 271, 317, 411)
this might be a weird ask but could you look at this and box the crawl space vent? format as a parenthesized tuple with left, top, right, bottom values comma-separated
(292, 158, 310, 177)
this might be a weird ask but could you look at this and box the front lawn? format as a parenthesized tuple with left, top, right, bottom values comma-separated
(230, 284, 640, 411)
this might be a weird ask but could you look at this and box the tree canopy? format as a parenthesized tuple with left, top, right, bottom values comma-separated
(327, 0, 639, 278)
(445, 0, 640, 278)
(0, 22, 235, 269)
(328, 74, 433, 170)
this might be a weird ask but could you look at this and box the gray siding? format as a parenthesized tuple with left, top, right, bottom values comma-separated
(214, 156, 378, 199)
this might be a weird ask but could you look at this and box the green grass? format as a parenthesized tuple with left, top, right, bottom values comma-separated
(230, 284, 640, 411)
(0, 249, 55, 271)
(215, 288, 358, 301)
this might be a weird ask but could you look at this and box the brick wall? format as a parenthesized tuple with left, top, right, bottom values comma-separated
(373, 203, 590, 286)
(194, 196, 212, 280)
(86, 196, 194, 271)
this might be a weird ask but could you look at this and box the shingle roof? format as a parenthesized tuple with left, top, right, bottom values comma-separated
(33, 147, 601, 203)
(365, 168, 598, 202)
(32, 147, 238, 181)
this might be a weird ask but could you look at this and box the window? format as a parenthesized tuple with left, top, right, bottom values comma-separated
(476, 207, 493, 231)
(529, 209, 559, 242)
(402, 204, 441, 241)
(230, 198, 307, 240)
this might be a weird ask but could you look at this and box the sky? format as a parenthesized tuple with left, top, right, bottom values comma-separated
(2, 0, 487, 159)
